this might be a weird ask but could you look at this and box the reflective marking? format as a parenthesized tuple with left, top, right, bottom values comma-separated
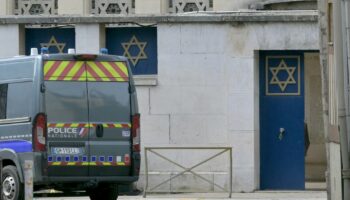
(48, 155, 127, 166)
(44, 61, 129, 82)
(48, 123, 131, 128)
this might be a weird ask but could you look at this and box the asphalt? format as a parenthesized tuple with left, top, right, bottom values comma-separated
(34, 191, 327, 200)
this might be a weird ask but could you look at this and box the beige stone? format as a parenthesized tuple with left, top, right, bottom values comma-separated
(0, 0, 13, 15)
(213, 0, 259, 11)
(0, 25, 25, 58)
(135, 0, 168, 14)
(58, 0, 90, 15)
(75, 24, 105, 54)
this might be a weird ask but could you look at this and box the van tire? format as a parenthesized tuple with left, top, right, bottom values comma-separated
(87, 184, 118, 200)
(2, 165, 24, 200)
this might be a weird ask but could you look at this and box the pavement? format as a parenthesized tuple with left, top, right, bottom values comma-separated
(34, 191, 327, 200)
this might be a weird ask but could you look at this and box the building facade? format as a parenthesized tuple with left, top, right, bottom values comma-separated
(0, 0, 325, 193)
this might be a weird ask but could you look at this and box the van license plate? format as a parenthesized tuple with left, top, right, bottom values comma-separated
(51, 147, 83, 155)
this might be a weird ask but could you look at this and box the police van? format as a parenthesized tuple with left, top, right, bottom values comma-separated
(0, 48, 140, 200)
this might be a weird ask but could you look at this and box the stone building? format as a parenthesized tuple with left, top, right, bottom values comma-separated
(0, 0, 324, 193)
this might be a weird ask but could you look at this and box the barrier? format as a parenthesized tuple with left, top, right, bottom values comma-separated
(143, 147, 232, 198)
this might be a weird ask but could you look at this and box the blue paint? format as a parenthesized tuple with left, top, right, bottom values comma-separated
(65, 156, 70, 162)
(56, 156, 62, 162)
(82, 156, 87, 162)
(74, 156, 79, 162)
(91, 156, 96, 162)
(260, 51, 305, 190)
(25, 28, 75, 55)
(48, 156, 53, 162)
(99, 156, 105, 162)
(108, 156, 113, 162)
(0, 140, 32, 153)
(106, 27, 157, 75)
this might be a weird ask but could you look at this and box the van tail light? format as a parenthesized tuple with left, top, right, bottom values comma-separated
(33, 113, 47, 152)
(132, 114, 140, 152)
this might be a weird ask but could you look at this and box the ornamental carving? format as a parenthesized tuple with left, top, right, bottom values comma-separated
(91, 0, 135, 15)
(169, 0, 213, 13)
(14, 0, 57, 15)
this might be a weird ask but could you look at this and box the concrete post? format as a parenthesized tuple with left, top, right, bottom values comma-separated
(338, 0, 350, 198)
(58, 0, 90, 15)
(317, 0, 342, 199)
(0, 24, 25, 58)
(135, 0, 168, 14)
(0, 0, 13, 15)
(24, 160, 33, 200)
(75, 24, 105, 54)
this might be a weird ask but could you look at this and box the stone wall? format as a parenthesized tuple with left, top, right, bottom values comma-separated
(137, 21, 319, 192)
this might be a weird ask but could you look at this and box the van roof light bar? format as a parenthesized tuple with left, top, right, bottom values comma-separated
(100, 48, 108, 55)
(41, 47, 49, 55)
(68, 48, 76, 54)
(30, 48, 38, 56)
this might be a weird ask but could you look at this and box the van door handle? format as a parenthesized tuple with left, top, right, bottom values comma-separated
(96, 124, 104, 138)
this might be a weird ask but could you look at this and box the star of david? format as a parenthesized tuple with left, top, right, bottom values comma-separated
(269, 60, 297, 92)
(40, 36, 66, 53)
(122, 35, 148, 66)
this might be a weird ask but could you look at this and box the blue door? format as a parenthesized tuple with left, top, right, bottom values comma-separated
(260, 51, 305, 190)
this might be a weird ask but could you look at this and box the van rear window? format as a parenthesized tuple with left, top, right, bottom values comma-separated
(44, 61, 129, 82)
(0, 84, 8, 119)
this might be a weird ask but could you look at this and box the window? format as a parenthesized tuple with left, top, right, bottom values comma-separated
(0, 84, 8, 119)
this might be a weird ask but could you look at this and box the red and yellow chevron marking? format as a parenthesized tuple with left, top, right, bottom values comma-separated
(44, 61, 129, 82)
(48, 162, 126, 166)
(86, 61, 129, 82)
(47, 123, 131, 128)
(44, 61, 86, 81)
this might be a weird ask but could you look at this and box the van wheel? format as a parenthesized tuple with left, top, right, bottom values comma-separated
(87, 184, 118, 200)
(2, 165, 24, 200)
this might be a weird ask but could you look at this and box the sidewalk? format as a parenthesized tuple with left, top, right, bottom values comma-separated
(35, 191, 327, 200)
(122, 191, 327, 200)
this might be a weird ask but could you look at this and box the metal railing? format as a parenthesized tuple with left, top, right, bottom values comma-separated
(143, 147, 232, 198)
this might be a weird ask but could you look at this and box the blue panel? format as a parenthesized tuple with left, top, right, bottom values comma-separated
(91, 156, 96, 162)
(260, 51, 305, 190)
(82, 156, 87, 162)
(74, 156, 79, 162)
(99, 156, 105, 162)
(106, 27, 157, 75)
(108, 156, 113, 162)
(25, 28, 75, 55)
(0, 140, 32, 153)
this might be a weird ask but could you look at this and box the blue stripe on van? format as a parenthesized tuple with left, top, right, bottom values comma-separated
(0, 140, 32, 153)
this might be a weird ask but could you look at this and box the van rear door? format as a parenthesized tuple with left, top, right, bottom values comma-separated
(44, 61, 90, 177)
(85, 61, 131, 176)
